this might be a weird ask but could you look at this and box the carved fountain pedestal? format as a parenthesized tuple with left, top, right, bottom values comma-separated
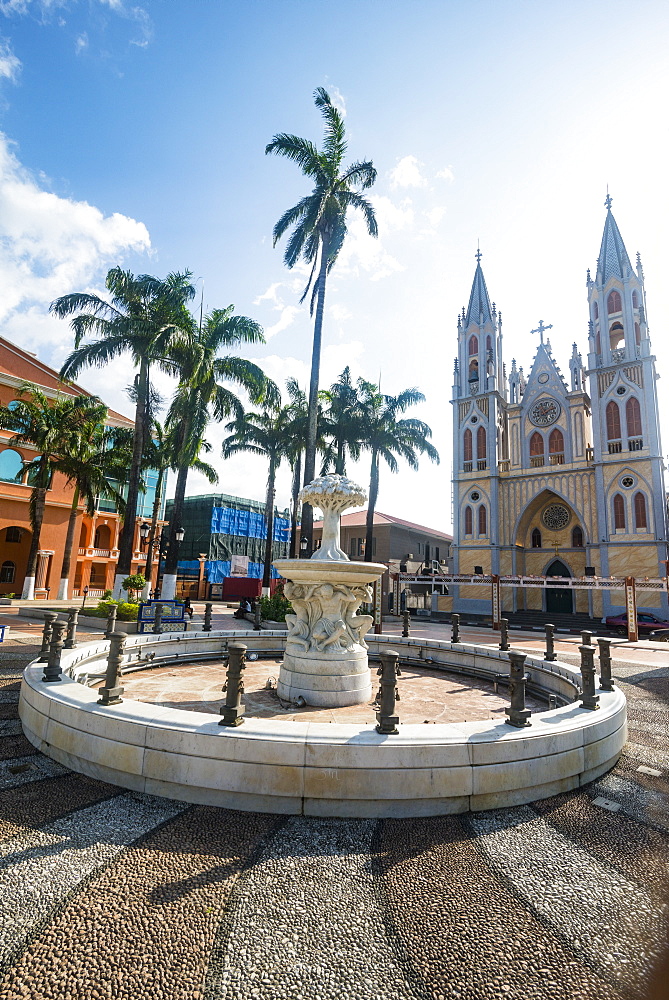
(274, 475, 386, 708)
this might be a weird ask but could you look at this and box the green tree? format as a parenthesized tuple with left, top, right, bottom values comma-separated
(0, 383, 110, 599)
(160, 306, 277, 600)
(51, 267, 196, 597)
(358, 383, 440, 561)
(266, 87, 377, 553)
(320, 366, 366, 476)
(222, 401, 293, 592)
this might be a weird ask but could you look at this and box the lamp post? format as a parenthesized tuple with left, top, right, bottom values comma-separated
(80, 585, 89, 611)
(299, 535, 309, 559)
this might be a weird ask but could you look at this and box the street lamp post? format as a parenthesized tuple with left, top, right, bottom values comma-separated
(80, 585, 89, 611)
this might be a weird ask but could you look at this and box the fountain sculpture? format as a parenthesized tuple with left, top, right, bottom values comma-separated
(273, 475, 387, 707)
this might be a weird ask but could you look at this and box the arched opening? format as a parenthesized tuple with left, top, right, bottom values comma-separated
(572, 525, 584, 548)
(478, 504, 487, 536)
(593, 301, 599, 320)
(609, 321, 624, 352)
(613, 493, 626, 531)
(468, 335, 478, 356)
(634, 321, 641, 346)
(595, 330, 601, 354)
(529, 431, 544, 467)
(626, 396, 642, 448)
(93, 524, 111, 551)
(545, 559, 573, 614)
(463, 428, 472, 469)
(548, 427, 564, 465)
(607, 289, 622, 314)
(468, 359, 479, 383)
(632, 290, 639, 308)
(486, 335, 492, 353)
(634, 492, 647, 531)
(531, 527, 542, 548)
(606, 400, 621, 453)
(476, 426, 487, 469)
(79, 525, 88, 549)
(464, 506, 473, 535)
(0, 448, 24, 483)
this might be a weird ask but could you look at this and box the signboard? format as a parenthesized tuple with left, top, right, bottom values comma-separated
(491, 574, 501, 630)
(624, 576, 638, 642)
(138, 600, 186, 634)
(373, 580, 382, 634)
(230, 554, 249, 577)
(392, 574, 400, 616)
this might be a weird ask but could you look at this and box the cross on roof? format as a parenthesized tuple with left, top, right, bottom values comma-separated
(475, 248, 482, 263)
(531, 319, 553, 345)
(605, 191, 613, 210)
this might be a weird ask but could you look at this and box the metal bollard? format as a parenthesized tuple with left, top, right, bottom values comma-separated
(543, 623, 557, 661)
(39, 612, 58, 662)
(64, 607, 79, 649)
(98, 631, 126, 705)
(505, 651, 531, 728)
(376, 649, 401, 735)
(451, 613, 461, 643)
(203, 602, 213, 633)
(152, 602, 163, 634)
(104, 605, 118, 639)
(42, 620, 66, 682)
(499, 618, 510, 652)
(579, 643, 600, 710)
(219, 641, 246, 726)
(402, 609, 410, 638)
(254, 605, 262, 632)
(597, 637, 615, 691)
(581, 630, 594, 647)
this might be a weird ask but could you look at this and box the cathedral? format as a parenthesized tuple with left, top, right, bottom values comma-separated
(451, 199, 668, 619)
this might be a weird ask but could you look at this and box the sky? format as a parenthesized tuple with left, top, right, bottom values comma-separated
(0, 0, 668, 533)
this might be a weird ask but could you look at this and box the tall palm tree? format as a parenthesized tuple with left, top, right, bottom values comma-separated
(320, 366, 365, 475)
(160, 307, 277, 600)
(51, 267, 196, 598)
(222, 402, 293, 593)
(358, 383, 440, 561)
(284, 378, 308, 558)
(266, 87, 378, 554)
(0, 384, 108, 598)
(53, 420, 133, 599)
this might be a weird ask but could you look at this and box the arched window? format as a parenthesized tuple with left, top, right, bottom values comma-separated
(634, 492, 647, 531)
(464, 506, 473, 535)
(549, 428, 564, 454)
(463, 428, 472, 463)
(94, 524, 111, 549)
(609, 322, 624, 350)
(572, 525, 583, 547)
(468, 359, 479, 382)
(613, 493, 626, 530)
(5, 526, 21, 543)
(595, 331, 601, 354)
(607, 290, 622, 313)
(0, 449, 23, 483)
(632, 290, 639, 308)
(593, 302, 599, 320)
(634, 321, 641, 345)
(486, 335, 492, 353)
(626, 397, 642, 438)
(476, 426, 486, 460)
(529, 432, 544, 456)
(468, 335, 478, 356)
(0, 561, 15, 584)
(606, 400, 621, 441)
(531, 528, 542, 548)
(478, 504, 487, 535)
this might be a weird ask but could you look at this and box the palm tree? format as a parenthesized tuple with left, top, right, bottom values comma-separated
(53, 419, 133, 600)
(284, 378, 308, 558)
(160, 307, 277, 600)
(51, 267, 196, 598)
(266, 87, 378, 554)
(0, 384, 109, 598)
(320, 366, 365, 475)
(222, 402, 293, 593)
(358, 383, 440, 561)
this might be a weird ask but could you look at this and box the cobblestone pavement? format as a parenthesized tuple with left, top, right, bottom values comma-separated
(0, 631, 667, 999)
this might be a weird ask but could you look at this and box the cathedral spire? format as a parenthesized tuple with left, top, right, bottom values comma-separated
(596, 195, 633, 282)
(464, 251, 493, 326)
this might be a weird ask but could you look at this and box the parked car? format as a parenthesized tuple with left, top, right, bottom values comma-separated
(649, 628, 669, 642)
(605, 612, 669, 636)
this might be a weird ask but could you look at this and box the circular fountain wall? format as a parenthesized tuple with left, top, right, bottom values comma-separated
(19, 629, 626, 817)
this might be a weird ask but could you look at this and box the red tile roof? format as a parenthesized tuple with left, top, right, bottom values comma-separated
(313, 508, 452, 541)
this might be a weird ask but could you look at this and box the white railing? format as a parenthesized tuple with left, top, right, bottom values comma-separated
(72, 588, 106, 598)
(92, 549, 111, 558)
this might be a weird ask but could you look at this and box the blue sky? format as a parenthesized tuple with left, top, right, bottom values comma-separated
(0, 0, 668, 530)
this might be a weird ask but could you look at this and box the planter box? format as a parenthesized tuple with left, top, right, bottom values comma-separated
(241, 613, 288, 631)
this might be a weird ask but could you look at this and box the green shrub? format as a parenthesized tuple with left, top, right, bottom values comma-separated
(258, 588, 293, 623)
(122, 574, 146, 602)
(87, 599, 139, 622)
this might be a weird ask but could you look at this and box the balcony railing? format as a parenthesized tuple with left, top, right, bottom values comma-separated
(608, 440, 622, 454)
(611, 348, 626, 362)
(72, 588, 106, 598)
(530, 456, 545, 467)
(628, 437, 644, 451)
(498, 460, 510, 472)
(78, 547, 86, 556)
(476, 459, 487, 471)
(463, 461, 473, 472)
(549, 453, 565, 465)
(92, 548, 111, 558)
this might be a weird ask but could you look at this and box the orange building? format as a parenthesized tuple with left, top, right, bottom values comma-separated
(0, 337, 164, 599)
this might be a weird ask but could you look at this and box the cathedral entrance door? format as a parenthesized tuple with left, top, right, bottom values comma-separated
(545, 560, 573, 614)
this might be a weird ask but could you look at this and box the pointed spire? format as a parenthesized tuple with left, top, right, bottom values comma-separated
(597, 196, 633, 282)
(465, 251, 493, 326)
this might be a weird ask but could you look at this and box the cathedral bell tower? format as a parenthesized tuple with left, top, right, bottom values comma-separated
(586, 196, 667, 584)
(451, 252, 507, 584)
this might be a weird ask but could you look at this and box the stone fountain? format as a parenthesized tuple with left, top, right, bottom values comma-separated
(273, 475, 387, 707)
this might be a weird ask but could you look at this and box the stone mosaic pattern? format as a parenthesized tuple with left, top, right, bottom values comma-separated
(0, 638, 666, 999)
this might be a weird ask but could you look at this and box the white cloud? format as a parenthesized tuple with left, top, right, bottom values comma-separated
(74, 31, 87, 53)
(0, 38, 20, 80)
(372, 194, 414, 230)
(253, 281, 283, 307)
(389, 155, 427, 190)
(436, 165, 455, 183)
(327, 84, 346, 117)
(329, 303, 351, 322)
(424, 205, 447, 227)
(264, 304, 301, 339)
(0, 132, 151, 355)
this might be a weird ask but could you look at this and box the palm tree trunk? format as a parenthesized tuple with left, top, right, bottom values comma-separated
(22, 477, 47, 599)
(289, 452, 302, 559)
(335, 439, 345, 476)
(262, 457, 277, 595)
(57, 485, 80, 600)
(113, 357, 149, 598)
(142, 465, 165, 598)
(301, 234, 330, 555)
(364, 450, 379, 562)
(161, 458, 188, 601)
